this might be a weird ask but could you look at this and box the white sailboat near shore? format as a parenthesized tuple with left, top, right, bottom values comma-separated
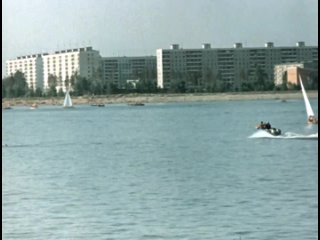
(63, 90, 73, 108)
(299, 75, 317, 124)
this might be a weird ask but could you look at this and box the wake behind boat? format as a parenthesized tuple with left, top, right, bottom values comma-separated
(249, 131, 317, 140)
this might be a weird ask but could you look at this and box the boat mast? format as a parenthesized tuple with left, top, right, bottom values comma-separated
(299, 75, 314, 117)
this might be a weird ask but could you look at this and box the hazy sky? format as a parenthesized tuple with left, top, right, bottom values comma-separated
(2, 0, 318, 76)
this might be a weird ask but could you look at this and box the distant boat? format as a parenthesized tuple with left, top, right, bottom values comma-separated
(63, 90, 73, 108)
(128, 102, 145, 106)
(256, 121, 282, 136)
(299, 76, 318, 124)
(3, 106, 12, 110)
(91, 103, 105, 107)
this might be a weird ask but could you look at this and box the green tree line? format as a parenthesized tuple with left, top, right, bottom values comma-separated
(2, 67, 317, 98)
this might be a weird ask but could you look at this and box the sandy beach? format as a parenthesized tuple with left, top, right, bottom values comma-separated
(2, 91, 318, 107)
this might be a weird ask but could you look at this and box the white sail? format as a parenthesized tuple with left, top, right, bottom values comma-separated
(299, 75, 314, 117)
(63, 91, 73, 108)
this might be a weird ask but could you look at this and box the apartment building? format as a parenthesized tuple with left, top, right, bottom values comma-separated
(6, 47, 101, 92)
(101, 56, 156, 88)
(156, 42, 318, 90)
(42, 47, 101, 92)
(274, 61, 318, 87)
(6, 53, 45, 90)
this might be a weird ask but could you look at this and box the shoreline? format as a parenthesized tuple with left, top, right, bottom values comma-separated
(2, 91, 318, 107)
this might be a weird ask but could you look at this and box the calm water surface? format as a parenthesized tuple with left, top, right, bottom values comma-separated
(2, 99, 318, 240)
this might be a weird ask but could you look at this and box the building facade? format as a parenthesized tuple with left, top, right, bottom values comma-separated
(274, 60, 318, 88)
(156, 42, 318, 90)
(42, 47, 101, 92)
(6, 54, 45, 90)
(274, 62, 304, 86)
(6, 43, 318, 93)
(101, 56, 156, 88)
(6, 47, 101, 92)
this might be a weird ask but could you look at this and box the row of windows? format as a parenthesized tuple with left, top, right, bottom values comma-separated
(8, 63, 36, 67)
(46, 62, 76, 67)
(45, 60, 78, 65)
(7, 61, 36, 66)
(48, 54, 77, 59)
(9, 62, 79, 69)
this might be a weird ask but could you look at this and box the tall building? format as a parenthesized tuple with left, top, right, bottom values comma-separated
(274, 62, 305, 86)
(6, 53, 45, 90)
(274, 61, 318, 88)
(156, 42, 318, 90)
(6, 47, 101, 92)
(42, 47, 101, 92)
(101, 56, 156, 88)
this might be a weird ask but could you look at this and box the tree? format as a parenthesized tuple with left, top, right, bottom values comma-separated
(2, 71, 28, 98)
(47, 74, 58, 96)
(310, 73, 318, 90)
(58, 88, 64, 97)
(280, 71, 288, 90)
(241, 82, 254, 91)
(27, 87, 35, 97)
(239, 68, 249, 91)
(212, 70, 222, 92)
(254, 65, 268, 91)
(35, 87, 43, 97)
(57, 76, 63, 92)
(135, 80, 158, 93)
(169, 80, 186, 93)
(73, 75, 90, 96)
(185, 71, 202, 92)
(65, 76, 70, 91)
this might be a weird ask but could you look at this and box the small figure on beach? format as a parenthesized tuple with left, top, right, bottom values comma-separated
(30, 103, 38, 109)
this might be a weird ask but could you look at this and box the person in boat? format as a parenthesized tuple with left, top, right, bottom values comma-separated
(265, 122, 271, 129)
(257, 121, 266, 129)
(256, 121, 272, 129)
(256, 121, 281, 136)
(257, 121, 263, 129)
(308, 115, 318, 124)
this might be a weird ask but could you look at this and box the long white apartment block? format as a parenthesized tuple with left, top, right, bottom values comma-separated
(6, 47, 101, 92)
(6, 54, 45, 90)
(156, 42, 318, 90)
(42, 47, 101, 92)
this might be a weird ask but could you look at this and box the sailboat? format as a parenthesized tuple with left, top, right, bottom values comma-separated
(63, 90, 73, 108)
(299, 75, 317, 124)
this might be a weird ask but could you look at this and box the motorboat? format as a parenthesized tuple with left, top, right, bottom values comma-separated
(256, 122, 282, 136)
(3, 105, 12, 110)
(128, 102, 145, 106)
(91, 103, 105, 107)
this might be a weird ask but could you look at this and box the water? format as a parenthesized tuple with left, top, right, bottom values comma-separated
(2, 99, 318, 240)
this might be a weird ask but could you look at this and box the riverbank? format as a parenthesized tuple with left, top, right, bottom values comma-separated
(2, 91, 318, 107)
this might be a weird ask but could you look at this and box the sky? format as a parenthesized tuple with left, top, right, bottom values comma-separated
(2, 0, 318, 77)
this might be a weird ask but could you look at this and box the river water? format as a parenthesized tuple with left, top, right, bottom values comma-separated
(2, 99, 318, 240)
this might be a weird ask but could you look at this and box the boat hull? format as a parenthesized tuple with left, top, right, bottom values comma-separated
(266, 128, 281, 136)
